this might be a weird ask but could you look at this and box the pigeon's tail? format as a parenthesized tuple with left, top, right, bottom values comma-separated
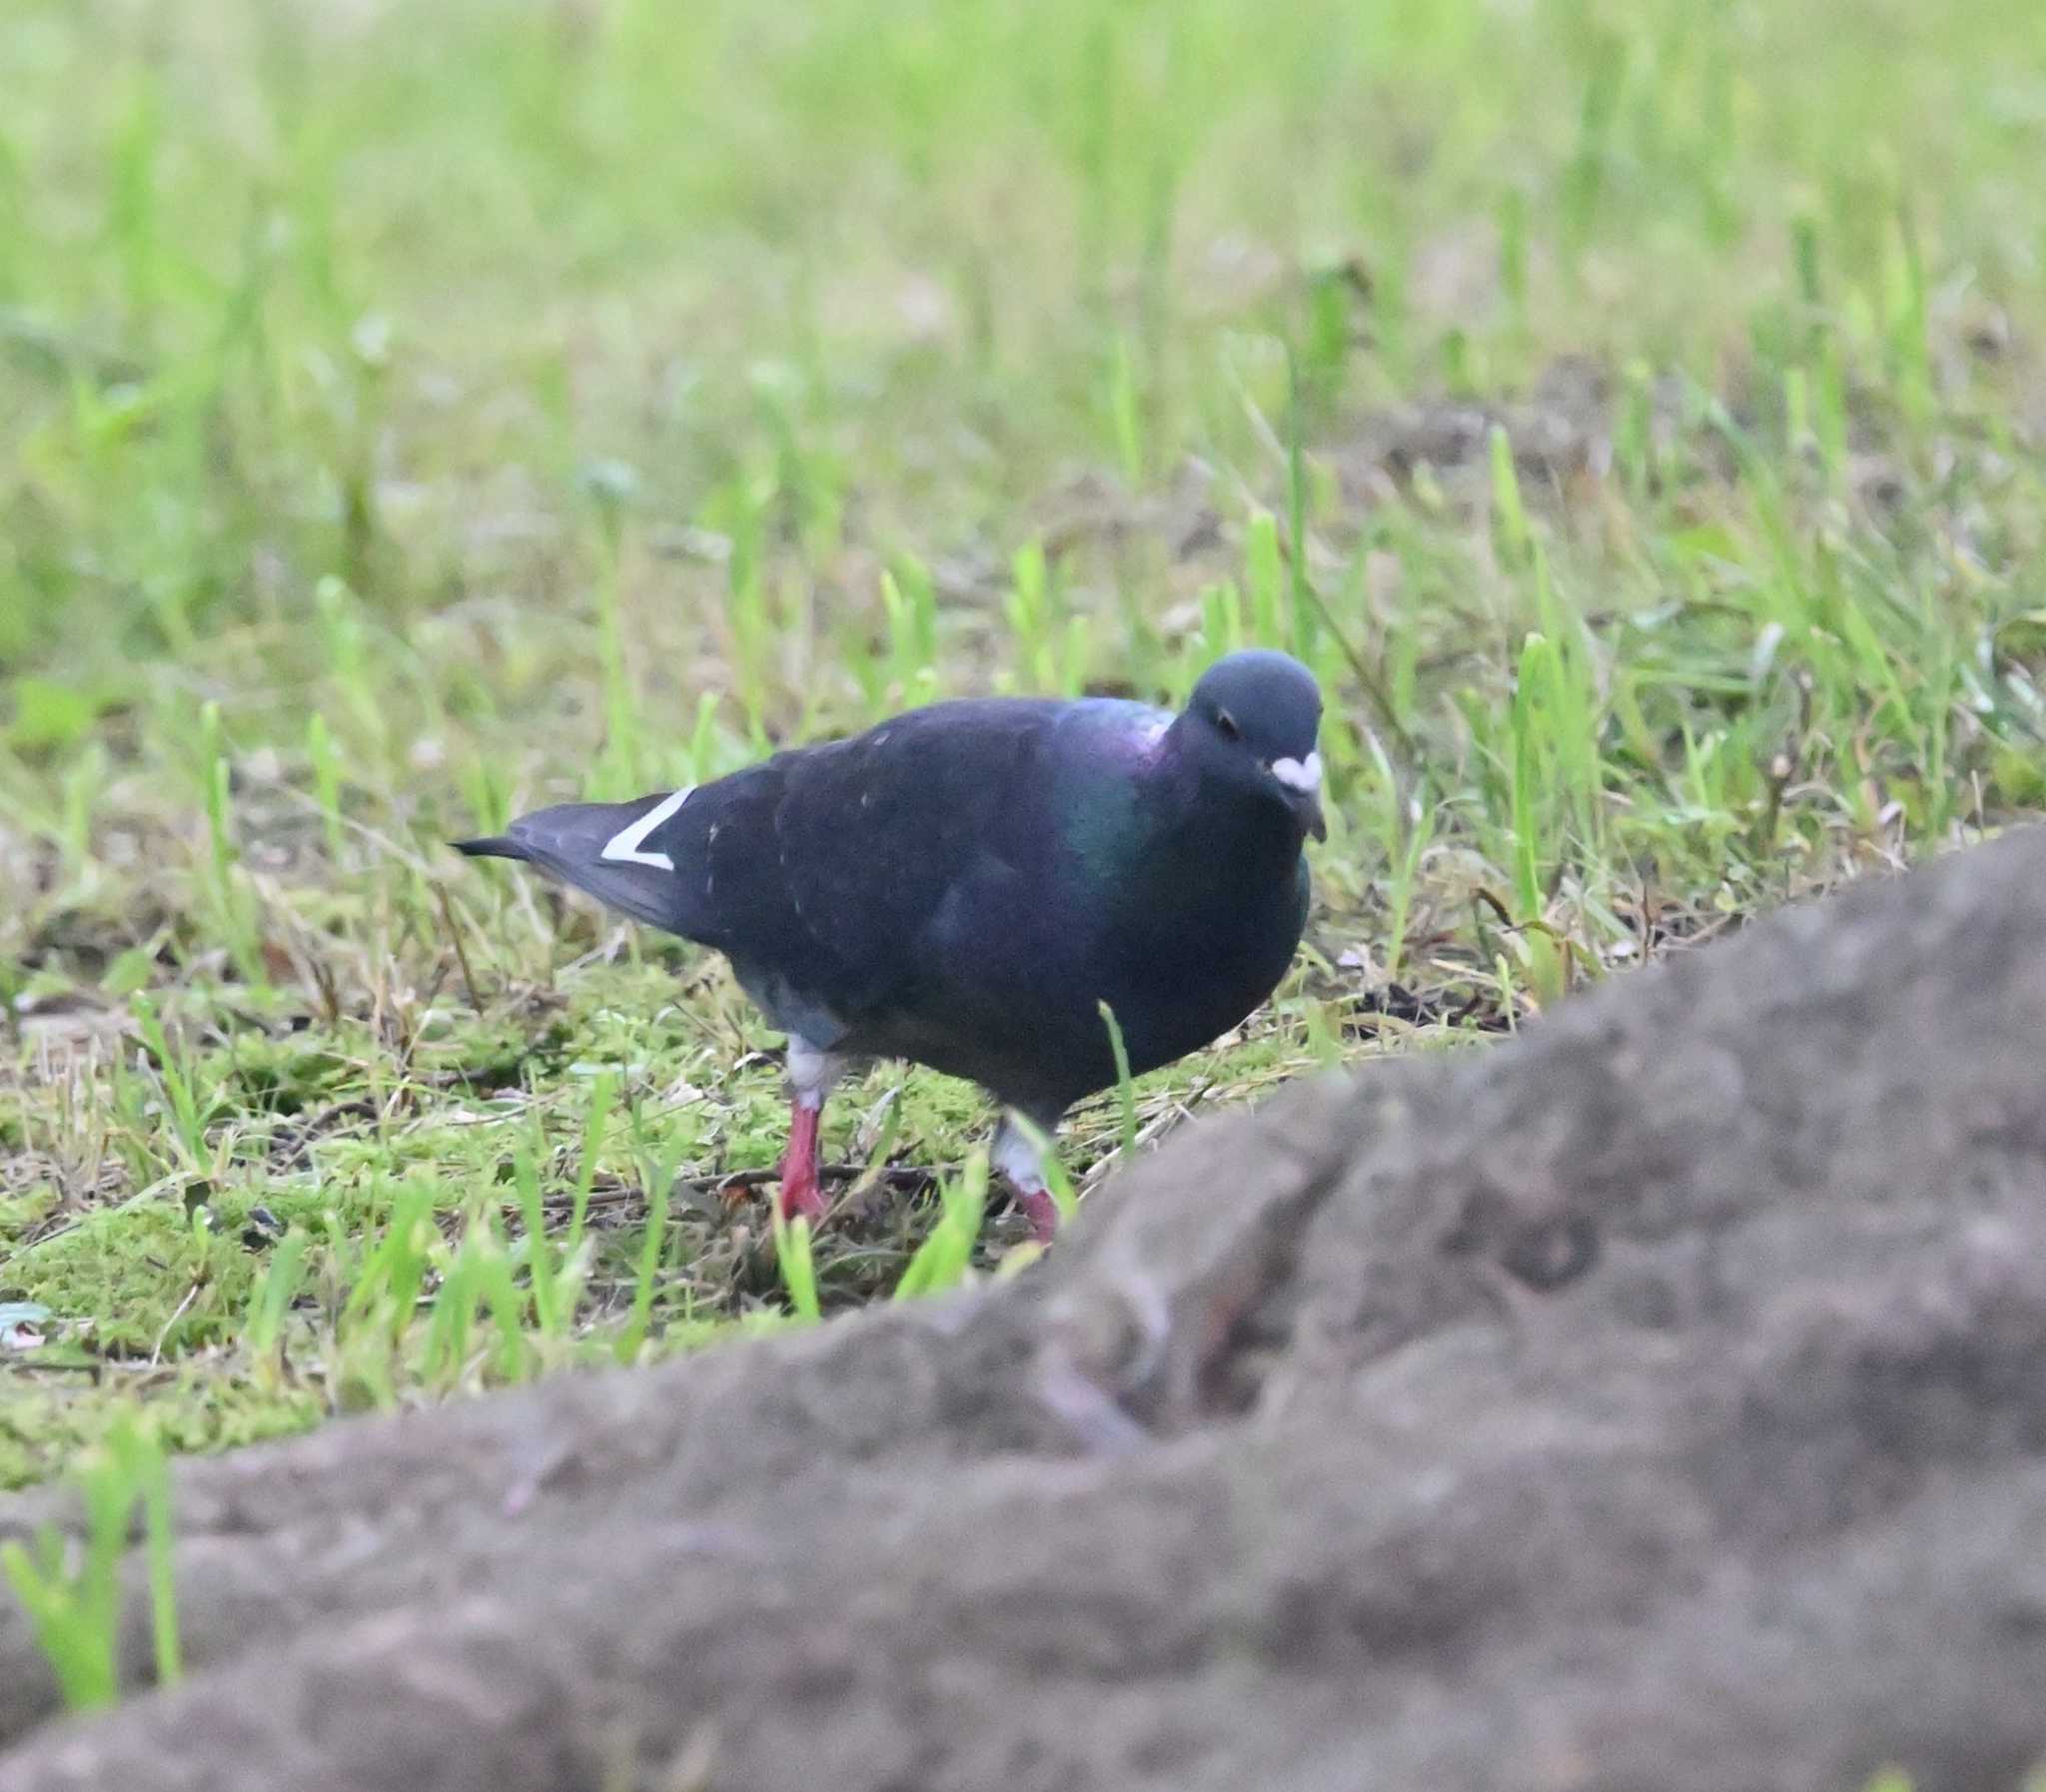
(450, 788, 701, 935)
(452, 835, 531, 862)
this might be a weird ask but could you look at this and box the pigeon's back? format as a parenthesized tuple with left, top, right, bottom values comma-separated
(457, 695, 1159, 1051)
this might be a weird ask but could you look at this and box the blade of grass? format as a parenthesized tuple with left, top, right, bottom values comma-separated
(772, 1213, 821, 1324)
(894, 1150, 989, 1302)
(1097, 1000, 1138, 1161)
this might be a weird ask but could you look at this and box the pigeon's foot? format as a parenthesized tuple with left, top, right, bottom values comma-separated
(1010, 1183, 1059, 1244)
(775, 1101, 826, 1224)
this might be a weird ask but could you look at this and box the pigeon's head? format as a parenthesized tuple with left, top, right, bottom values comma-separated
(1180, 649, 1326, 842)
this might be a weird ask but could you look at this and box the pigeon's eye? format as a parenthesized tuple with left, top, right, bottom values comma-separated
(1214, 708, 1241, 742)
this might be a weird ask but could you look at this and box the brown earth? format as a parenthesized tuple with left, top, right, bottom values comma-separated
(5, 827, 2046, 1791)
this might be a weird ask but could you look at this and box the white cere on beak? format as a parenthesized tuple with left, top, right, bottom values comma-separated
(1269, 751, 1323, 794)
(600, 786, 694, 871)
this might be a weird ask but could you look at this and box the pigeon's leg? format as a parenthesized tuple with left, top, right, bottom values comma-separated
(993, 1109, 1062, 1244)
(777, 1039, 844, 1225)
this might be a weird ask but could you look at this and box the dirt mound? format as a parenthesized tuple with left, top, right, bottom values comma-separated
(6, 830, 2046, 1792)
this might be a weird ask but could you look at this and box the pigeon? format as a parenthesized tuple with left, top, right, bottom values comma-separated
(454, 648, 1325, 1241)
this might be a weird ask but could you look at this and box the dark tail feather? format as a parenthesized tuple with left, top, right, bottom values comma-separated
(450, 793, 701, 934)
(452, 835, 530, 861)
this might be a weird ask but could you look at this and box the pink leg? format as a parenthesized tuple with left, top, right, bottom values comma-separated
(994, 1110, 1061, 1244)
(776, 1100, 826, 1224)
(1010, 1185, 1059, 1245)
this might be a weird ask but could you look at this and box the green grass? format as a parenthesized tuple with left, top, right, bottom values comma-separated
(1, 1412, 180, 1707)
(5, 0, 2046, 1489)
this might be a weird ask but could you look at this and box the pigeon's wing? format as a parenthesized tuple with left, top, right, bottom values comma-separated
(764, 698, 1069, 1016)
(456, 697, 1091, 1038)
(765, 695, 1185, 1096)
(456, 757, 882, 1045)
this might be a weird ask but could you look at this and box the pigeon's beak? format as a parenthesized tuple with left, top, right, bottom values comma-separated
(1269, 752, 1327, 843)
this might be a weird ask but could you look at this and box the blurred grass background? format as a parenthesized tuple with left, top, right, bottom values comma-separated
(4, 0, 2046, 1486)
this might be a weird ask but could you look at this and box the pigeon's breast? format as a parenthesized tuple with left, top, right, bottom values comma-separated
(1102, 846, 1310, 1079)
(919, 814, 1308, 1106)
